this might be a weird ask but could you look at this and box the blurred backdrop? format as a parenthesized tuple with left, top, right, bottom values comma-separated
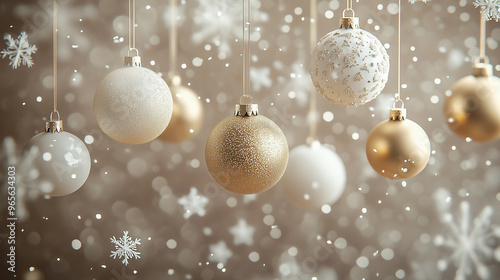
(1, 0, 500, 279)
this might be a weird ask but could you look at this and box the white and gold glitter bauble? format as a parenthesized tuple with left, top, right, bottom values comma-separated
(26, 120, 91, 197)
(205, 103, 289, 194)
(158, 80, 204, 143)
(311, 17, 389, 106)
(444, 62, 500, 142)
(366, 108, 430, 179)
(94, 55, 173, 145)
(281, 142, 346, 210)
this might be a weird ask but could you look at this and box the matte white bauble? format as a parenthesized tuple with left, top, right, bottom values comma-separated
(26, 130, 91, 197)
(281, 143, 346, 210)
(94, 56, 173, 145)
(311, 17, 389, 106)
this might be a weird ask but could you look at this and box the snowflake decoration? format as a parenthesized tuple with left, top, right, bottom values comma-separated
(250, 67, 272, 92)
(192, 0, 268, 59)
(229, 219, 255, 246)
(1, 32, 37, 69)
(474, 0, 500, 21)
(208, 241, 233, 264)
(110, 231, 141, 266)
(177, 187, 209, 219)
(433, 189, 500, 279)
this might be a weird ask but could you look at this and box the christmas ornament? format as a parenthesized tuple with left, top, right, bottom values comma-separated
(158, 2, 203, 143)
(281, 143, 346, 210)
(158, 79, 204, 142)
(366, 105, 430, 179)
(205, 103, 288, 194)
(94, 0, 173, 145)
(444, 14, 500, 142)
(366, 0, 430, 180)
(281, 0, 346, 209)
(25, 1, 90, 197)
(205, 0, 288, 194)
(310, 3, 389, 106)
(26, 116, 91, 196)
(444, 62, 500, 142)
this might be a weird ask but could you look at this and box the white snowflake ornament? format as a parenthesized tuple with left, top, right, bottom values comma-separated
(1, 32, 37, 69)
(433, 189, 500, 279)
(311, 17, 389, 106)
(474, 0, 500, 21)
(110, 230, 141, 266)
(177, 187, 209, 219)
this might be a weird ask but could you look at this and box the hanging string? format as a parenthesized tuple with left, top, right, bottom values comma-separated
(395, 0, 403, 106)
(479, 13, 486, 63)
(52, 0, 58, 117)
(128, 0, 136, 53)
(308, 0, 318, 143)
(242, 0, 251, 100)
(169, 0, 178, 79)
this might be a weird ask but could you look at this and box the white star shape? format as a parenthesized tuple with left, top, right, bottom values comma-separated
(177, 187, 209, 219)
(208, 241, 233, 265)
(229, 219, 255, 246)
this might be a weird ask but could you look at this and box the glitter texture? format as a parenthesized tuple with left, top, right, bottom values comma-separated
(94, 66, 173, 145)
(311, 26, 389, 106)
(205, 114, 288, 194)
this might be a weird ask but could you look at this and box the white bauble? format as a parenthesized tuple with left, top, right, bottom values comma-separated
(26, 131, 91, 197)
(281, 143, 346, 210)
(94, 64, 173, 145)
(311, 18, 389, 106)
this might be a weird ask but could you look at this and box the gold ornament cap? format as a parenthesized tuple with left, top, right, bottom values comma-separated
(390, 108, 407, 121)
(472, 62, 493, 77)
(46, 120, 63, 133)
(339, 17, 360, 29)
(234, 103, 259, 117)
(124, 48, 141, 67)
(46, 111, 63, 132)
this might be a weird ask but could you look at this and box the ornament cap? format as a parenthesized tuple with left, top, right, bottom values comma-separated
(339, 17, 360, 29)
(390, 108, 406, 121)
(124, 49, 141, 67)
(472, 62, 493, 77)
(235, 103, 259, 117)
(46, 120, 63, 133)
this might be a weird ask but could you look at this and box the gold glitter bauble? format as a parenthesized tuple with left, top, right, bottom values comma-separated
(205, 105, 289, 194)
(158, 84, 204, 143)
(366, 108, 430, 179)
(443, 63, 500, 142)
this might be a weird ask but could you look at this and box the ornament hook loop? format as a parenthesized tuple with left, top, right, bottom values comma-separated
(342, 8, 355, 18)
(128, 47, 140, 57)
(392, 99, 405, 109)
(239, 95, 253, 104)
(474, 56, 490, 65)
(50, 110, 61, 121)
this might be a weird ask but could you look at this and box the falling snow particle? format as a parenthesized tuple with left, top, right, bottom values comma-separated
(1, 32, 37, 69)
(110, 230, 141, 266)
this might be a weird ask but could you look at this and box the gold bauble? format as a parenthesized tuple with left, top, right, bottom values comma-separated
(366, 108, 430, 179)
(205, 104, 289, 194)
(443, 63, 500, 142)
(158, 84, 204, 142)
